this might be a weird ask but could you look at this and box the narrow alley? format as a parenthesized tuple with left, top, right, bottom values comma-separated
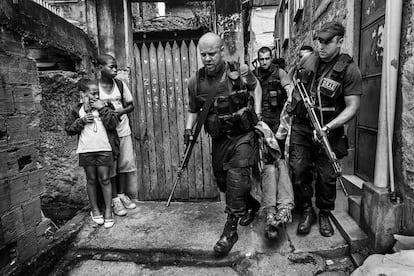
(1, 0, 414, 275)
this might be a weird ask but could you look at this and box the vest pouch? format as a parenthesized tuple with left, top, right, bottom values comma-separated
(205, 114, 222, 139)
(238, 108, 255, 132)
(319, 77, 340, 98)
(229, 89, 248, 110)
(269, 90, 279, 107)
(332, 135, 349, 159)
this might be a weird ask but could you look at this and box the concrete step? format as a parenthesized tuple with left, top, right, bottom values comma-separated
(350, 252, 367, 267)
(341, 175, 363, 196)
(330, 210, 369, 255)
(348, 195, 362, 225)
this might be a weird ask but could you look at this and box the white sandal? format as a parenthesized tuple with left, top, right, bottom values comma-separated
(104, 216, 115, 228)
(90, 212, 104, 225)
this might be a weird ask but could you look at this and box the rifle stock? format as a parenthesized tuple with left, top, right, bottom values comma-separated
(293, 79, 348, 197)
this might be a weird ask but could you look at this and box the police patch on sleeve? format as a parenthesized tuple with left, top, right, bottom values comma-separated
(319, 77, 340, 98)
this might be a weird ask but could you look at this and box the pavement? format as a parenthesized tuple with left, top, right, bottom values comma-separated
(51, 197, 355, 276)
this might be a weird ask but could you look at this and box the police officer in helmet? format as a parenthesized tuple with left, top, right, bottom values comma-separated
(289, 22, 362, 237)
(184, 32, 262, 255)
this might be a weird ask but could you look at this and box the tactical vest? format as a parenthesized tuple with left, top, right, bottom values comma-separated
(290, 53, 353, 124)
(196, 62, 257, 139)
(255, 64, 287, 118)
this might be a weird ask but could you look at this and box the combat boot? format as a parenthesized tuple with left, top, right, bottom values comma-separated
(297, 207, 316, 235)
(213, 215, 239, 255)
(264, 206, 279, 240)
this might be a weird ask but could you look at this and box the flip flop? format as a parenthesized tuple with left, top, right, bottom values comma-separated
(90, 211, 104, 225)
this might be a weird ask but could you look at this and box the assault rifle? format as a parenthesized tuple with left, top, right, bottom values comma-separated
(293, 78, 349, 197)
(166, 136, 197, 207)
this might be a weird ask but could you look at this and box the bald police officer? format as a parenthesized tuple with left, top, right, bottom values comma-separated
(185, 33, 262, 255)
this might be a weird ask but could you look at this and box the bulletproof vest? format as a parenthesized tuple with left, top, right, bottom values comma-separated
(197, 62, 256, 138)
(255, 64, 287, 117)
(290, 53, 353, 124)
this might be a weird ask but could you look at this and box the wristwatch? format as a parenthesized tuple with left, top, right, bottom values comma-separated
(322, 125, 331, 134)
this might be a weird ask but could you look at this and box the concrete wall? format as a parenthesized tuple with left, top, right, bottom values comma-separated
(395, 0, 414, 235)
(38, 72, 88, 219)
(0, 0, 96, 74)
(44, 0, 88, 32)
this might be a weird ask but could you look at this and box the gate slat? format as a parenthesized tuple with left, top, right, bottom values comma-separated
(180, 41, 196, 199)
(157, 43, 172, 199)
(189, 40, 204, 199)
(141, 43, 158, 199)
(133, 44, 146, 200)
(172, 41, 189, 199)
(149, 43, 164, 199)
(165, 43, 179, 200)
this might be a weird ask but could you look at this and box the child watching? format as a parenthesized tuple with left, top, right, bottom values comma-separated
(97, 54, 137, 216)
(65, 78, 119, 228)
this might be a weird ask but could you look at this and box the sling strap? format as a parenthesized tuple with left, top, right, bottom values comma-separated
(192, 70, 219, 139)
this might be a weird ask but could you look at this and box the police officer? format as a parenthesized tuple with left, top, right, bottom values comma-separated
(184, 32, 262, 255)
(289, 22, 362, 237)
(254, 47, 295, 239)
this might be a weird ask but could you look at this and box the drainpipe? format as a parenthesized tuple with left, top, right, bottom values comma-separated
(373, 0, 402, 190)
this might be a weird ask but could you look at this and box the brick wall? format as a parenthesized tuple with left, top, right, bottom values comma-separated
(0, 26, 47, 272)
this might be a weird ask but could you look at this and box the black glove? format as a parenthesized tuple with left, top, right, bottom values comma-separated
(184, 129, 193, 146)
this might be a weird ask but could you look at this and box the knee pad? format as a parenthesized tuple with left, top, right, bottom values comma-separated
(227, 167, 250, 192)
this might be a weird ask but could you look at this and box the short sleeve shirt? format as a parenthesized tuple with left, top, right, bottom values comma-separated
(99, 79, 133, 137)
(76, 105, 112, 154)
(187, 62, 257, 114)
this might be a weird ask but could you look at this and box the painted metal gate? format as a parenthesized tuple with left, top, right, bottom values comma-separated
(355, 0, 385, 181)
(132, 40, 218, 201)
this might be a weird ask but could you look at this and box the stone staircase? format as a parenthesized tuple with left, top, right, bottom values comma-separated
(330, 176, 370, 267)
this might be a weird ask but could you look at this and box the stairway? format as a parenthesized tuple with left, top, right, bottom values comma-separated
(330, 176, 370, 267)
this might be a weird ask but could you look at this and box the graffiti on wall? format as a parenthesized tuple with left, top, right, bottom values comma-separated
(370, 23, 384, 66)
(217, 14, 241, 56)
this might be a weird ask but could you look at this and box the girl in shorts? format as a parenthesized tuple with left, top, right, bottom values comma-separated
(65, 78, 119, 228)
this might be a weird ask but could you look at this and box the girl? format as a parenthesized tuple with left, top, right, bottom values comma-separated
(65, 78, 119, 228)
